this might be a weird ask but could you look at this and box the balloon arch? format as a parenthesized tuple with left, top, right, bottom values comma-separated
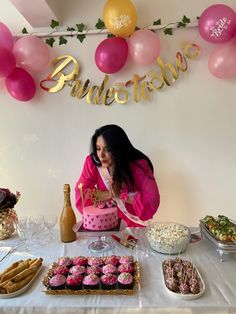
(0, 1, 236, 102)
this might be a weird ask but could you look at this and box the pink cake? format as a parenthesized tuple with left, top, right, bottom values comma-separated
(83, 204, 118, 231)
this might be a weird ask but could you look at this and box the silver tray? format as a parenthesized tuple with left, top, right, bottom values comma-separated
(199, 220, 236, 261)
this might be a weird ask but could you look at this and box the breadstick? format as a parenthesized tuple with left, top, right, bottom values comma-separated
(1, 280, 14, 288)
(0, 261, 21, 280)
(29, 258, 38, 266)
(0, 278, 12, 288)
(6, 273, 35, 293)
(30, 257, 43, 267)
(1, 261, 30, 282)
(12, 266, 38, 282)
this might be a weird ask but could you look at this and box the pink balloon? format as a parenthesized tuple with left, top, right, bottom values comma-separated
(95, 37, 128, 73)
(13, 36, 50, 73)
(0, 47, 16, 77)
(128, 29, 161, 66)
(208, 35, 236, 79)
(0, 22, 14, 50)
(6, 67, 36, 101)
(199, 4, 236, 43)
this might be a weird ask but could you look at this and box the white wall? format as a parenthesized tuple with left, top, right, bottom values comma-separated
(1, 0, 236, 226)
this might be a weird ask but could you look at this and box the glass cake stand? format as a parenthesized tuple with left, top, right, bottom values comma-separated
(88, 236, 115, 253)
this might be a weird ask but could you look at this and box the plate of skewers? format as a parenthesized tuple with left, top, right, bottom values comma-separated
(162, 257, 205, 300)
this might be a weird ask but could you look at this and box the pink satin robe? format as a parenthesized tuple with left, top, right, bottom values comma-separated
(75, 155, 160, 227)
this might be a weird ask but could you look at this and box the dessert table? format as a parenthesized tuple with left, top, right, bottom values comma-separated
(0, 227, 236, 314)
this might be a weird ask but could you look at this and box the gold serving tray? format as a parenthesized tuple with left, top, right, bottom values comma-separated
(42, 259, 140, 296)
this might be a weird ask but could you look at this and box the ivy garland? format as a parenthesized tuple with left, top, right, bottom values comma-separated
(21, 16, 199, 47)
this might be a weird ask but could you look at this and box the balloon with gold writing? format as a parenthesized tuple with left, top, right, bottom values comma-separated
(103, 0, 137, 38)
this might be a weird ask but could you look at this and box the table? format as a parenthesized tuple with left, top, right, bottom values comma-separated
(0, 227, 236, 314)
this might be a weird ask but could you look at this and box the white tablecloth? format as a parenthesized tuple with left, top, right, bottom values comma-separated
(0, 228, 236, 314)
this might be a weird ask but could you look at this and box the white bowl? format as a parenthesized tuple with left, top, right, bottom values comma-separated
(146, 222, 191, 254)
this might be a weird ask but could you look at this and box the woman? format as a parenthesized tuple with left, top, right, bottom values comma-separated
(75, 124, 160, 227)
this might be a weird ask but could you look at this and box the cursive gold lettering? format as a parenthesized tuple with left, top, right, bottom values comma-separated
(40, 55, 79, 93)
(113, 83, 129, 104)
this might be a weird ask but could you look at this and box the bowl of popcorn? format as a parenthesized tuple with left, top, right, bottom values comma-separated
(145, 222, 191, 254)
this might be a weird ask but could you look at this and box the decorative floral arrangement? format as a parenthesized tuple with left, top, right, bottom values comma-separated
(0, 188, 20, 212)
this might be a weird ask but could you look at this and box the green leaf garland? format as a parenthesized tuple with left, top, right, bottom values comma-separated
(21, 16, 196, 46)
(95, 18, 105, 29)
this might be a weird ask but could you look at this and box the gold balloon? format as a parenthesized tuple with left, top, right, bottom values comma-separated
(103, 0, 137, 38)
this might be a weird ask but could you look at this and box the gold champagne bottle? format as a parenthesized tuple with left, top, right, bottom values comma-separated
(60, 184, 76, 242)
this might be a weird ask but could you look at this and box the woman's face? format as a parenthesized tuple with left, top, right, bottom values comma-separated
(96, 135, 113, 169)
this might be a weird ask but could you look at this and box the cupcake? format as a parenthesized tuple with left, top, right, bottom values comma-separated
(49, 274, 66, 290)
(69, 265, 86, 276)
(53, 265, 68, 276)
(86, 266, 102, 276)
(119, 256, 134, 264)
(73, 256, 88, 266)
(102, 264, 117, 275)
(58, 257, 73, 268)
(117, 273, 134, 290)
(87, 257, 103, 267)
(83, 274, 100, 290)
(66, 274, 83, 290)
(104, 255, 119, 266)
(118, 262, 134, 274)
(101, 273, 117, 290)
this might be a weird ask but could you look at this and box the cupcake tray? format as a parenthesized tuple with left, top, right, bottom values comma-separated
(42, 258, 140, 296)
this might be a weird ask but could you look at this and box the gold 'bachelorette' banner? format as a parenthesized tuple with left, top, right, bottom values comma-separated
(40, 43, 200, 105)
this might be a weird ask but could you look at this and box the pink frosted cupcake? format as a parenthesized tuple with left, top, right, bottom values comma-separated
(66, 274, 83, 290)
(117, 273, 134, 289)
(101, 273, 117, 290)
(73, 256, 88, 266)
(58, 257, 73, 268)
(69, 265, 86, 276)
(104, 255, 119, 266)
(119, 256, 134, 264)
(53, 265, 68, 276)
(102, 264, 117, 275)
(49, 274, 66, 290)
(86, 266, 102, 276)
(83, 274, 100, 290)
(87, 257, 103, 267)
(118, 263, 134, 274)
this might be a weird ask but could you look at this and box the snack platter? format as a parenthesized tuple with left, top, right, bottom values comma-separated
(200, 221, 236, 250)
(199, 215, 236, 261)
(0, 258, 43, 298)
(162, 258, 205, 300)
(43, 256, 140, 295)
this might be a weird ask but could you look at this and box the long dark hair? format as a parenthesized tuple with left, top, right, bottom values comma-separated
(90, 124, 154, 188)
